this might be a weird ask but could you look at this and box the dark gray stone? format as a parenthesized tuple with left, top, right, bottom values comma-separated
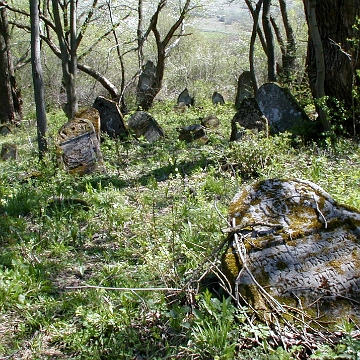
(1, 143, 17, 160)
(136, 60, 157, 108)
(127, 111, 164, 143)
(235, 71, 254, 110)
(230, 98, 268, 141)
(177, 124, 208, 143)
(177, 88, 194, 107)
(92, 96, 129, 139)
(256, 83, 311, 134)
(212, 91, 225, 106)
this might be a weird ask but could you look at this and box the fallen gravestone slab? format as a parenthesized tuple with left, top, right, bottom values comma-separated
(127, 111, 165, 143)
(256, 83, 312, 134)
(92, 96, 129, 139)
(222, 178, 360, 329)
(201, 115, 220, 129)
(230, 98, 269, 141)
(177, 124, 208, 143)
(57, 118, 105, 175)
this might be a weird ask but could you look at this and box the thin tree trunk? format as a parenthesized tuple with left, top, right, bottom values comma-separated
(262, 0, 276, 82)
(0, 6, 22, 124)
(30, 0, 47, 159)
(306, 0, 331, 132)
(249, 0, 263, 94)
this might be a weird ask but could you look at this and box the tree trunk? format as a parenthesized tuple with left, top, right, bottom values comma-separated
(262, 0, 276, 82)
(303, 0, 360, 135)
(30, 0, 47, 159)
(0, 6, 22, 124)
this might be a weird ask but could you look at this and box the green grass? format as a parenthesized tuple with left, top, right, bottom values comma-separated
(0, 101, 359, 358)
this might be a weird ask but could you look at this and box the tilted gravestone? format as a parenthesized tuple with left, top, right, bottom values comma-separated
(127, 111, 165, 143)
(212, 91, 225, 106)
(235, 71, 254, 110)
(256, 83, 311, 134)
(57, 117, 105, 175)
(92, 96, 129, 139)
(222, 178, 360, 329)
(136, 60, 157, 109)
(177, 88, 194, 107)
(230, 98, 269, 141)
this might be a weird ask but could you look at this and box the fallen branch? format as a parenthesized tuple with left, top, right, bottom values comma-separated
(65, 284, 183, 292)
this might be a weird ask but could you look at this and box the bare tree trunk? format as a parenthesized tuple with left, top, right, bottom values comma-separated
(52, 0, 78, 120)
(248, 0, 263, 95)
(262, 0, 276, 82)
(305, 0, 331, 132)
(0, 5, 22, 124)
(30, 0, 47, 159)
(303, 0, 360, 135)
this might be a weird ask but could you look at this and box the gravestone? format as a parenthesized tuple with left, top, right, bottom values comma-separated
(0, 124, 12, 136)
(222, 178, 360, 329)
(57, 118, 105, 175)
(127, 111, 165, 143)
(177, 124, 208, 143)
(1, 143, 17, 160)
(75, 108, 101, 140)
(256, 83, 311, 134)
(92, 96, 129, 139)
(230, 98, 268, 141)
(212, 91, 225, 106)
(235, 71, 254, 110)
(177, 88, 194, 107)
(201, 115, 220, 129)
(136, 60, 157, 108)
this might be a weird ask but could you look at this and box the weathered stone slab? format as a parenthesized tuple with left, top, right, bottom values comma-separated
(230, 98, 269, 141)
(222, 178, 360, 329)
(212, 91, 225, 106)
(235, 71, 254, 110)
(136, 60, 157, 108)
(57, 118, 105, 175)
(127, 111, 164, 143)
(177, 124, 208, 143)
(1, 143, 17, 160)
(201, 115, 220, 129)
(0, 124, 12, 136)
(177, 88, 194, 107)
(92, 96, 129, 139)
(256, 83, 311, 134)
(75, 108, 101, 140)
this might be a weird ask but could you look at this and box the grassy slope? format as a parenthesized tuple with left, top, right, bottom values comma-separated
(0, 100, 360, 359)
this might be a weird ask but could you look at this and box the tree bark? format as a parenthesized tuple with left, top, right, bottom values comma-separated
(0, 6, 22, 124)
(262, 0, 276, 82)
(30, 0, 47, 159)
(303, 0, 360, 135)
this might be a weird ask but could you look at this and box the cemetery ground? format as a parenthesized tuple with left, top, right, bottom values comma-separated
(0, 99, 360, 359)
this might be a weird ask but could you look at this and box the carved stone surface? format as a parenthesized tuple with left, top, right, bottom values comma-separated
(256, 83, 311, 134)
(222, 178, 360, 328)
(230, 98, 268, 141)
(92, 96, 129, 139)
(57, 118, 105, 175)
(75, 108, 101, 140)
(136, 60, 156, 108)
(127, 111, 164, 143)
